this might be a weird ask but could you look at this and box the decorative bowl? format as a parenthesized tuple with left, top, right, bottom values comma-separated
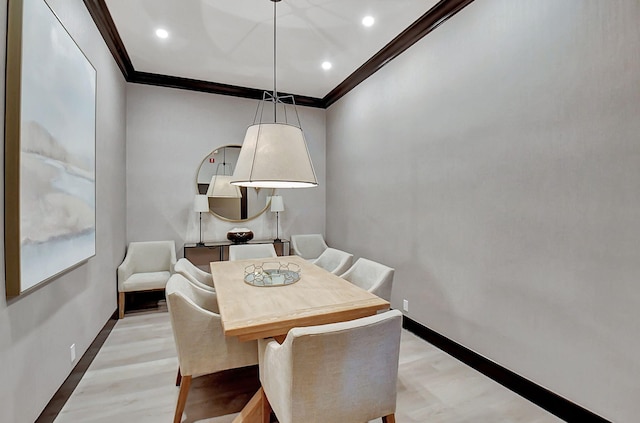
(244, 262, 301, 287)
(227, 227, 254, 243)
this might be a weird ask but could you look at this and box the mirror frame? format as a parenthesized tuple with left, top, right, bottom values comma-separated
(196, 144, 274, 222)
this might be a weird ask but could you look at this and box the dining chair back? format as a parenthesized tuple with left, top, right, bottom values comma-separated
(174, 258, 215, 292)
(290, 234, 328, 260)
(340, 258, 395, 301)
(258, 309, 402, 423)
(165, 274, 258, 423)
(311, 248, 353, 275)
(229, 243, 277, 261)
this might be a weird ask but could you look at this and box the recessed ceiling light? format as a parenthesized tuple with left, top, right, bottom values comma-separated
(155, 28, 169, 39)
(321, 61, 332, 70)
(362, 16, 375, 27)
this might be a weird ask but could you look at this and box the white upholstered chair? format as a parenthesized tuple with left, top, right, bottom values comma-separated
(174, 258, 215, 292)
(165, 274, 258, 423)
(229, 243, 277, 261)
(290, 234, 328, 260)
(340, 258, 395, 302)
(311, 247, 353, 275)
(258, 309, 403, 423)
(117, 241, 176, 319)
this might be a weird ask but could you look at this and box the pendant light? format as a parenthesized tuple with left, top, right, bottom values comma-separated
(231, 0, 318, 189)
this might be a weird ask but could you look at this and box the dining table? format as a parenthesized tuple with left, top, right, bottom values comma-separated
(210, 254, 390, 423)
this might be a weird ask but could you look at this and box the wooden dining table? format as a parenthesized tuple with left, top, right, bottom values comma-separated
(210, 255, 390, 423)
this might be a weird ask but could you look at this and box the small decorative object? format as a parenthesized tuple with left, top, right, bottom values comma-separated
(227, 227, 254, 243)
(244, 262, 301, 287)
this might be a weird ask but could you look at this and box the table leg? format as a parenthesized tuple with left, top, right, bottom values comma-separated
(232, 387, 270, 423)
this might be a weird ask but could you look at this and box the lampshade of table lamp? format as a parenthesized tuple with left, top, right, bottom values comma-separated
(270, 196, 284, 241)
(194, 195, 209, 245)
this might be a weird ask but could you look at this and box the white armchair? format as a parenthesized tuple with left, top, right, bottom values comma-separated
(290, 234, 328, 260)
(117, 241, 176, 319)
(166, 274, 258, 423)
(340, 258, 395, 302)
(258, 310, 403, 423)
(174, 258, 215, 292)
(311, 248, 353, 275)
(229, 243, 277, 261)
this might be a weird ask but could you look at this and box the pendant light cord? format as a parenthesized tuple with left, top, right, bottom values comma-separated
(273, 0, 277, 122)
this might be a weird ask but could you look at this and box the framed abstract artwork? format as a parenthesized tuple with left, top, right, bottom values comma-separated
(4, 0, 96, 297)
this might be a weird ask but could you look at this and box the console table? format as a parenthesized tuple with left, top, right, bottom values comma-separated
(184, 239, 289, 270)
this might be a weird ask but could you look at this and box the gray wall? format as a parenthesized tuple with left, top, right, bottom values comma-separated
(326, 1, 640, 421)
(125, 84, 326, 251)
(0, 0, 127, 421)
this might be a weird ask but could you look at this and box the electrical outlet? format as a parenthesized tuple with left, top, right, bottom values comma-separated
(70, 344, 76, 363)
(403, 299, 409, 312)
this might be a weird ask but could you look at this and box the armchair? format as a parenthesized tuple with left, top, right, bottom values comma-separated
(290, 234, 328, 260)
(258, 310, 403, 423)
(311, 248, 353, 275)
(166, 274, 258, 423)
(117, 241, 176, 319)
(229, 244, 277, 261)
(340, 258, 395, 302)
(174, 258, 215, 292)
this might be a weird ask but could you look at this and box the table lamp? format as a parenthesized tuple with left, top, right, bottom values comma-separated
(270, 195, 284, 242)
(194, 195, 209, 245)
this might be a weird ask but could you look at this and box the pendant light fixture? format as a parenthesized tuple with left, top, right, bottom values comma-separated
(231, 0, 318, 189)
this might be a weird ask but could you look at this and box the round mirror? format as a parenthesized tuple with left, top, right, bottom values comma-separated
(196, 145, 274, 222)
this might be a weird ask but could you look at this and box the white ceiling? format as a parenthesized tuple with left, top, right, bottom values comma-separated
(104, 0, 440, 99)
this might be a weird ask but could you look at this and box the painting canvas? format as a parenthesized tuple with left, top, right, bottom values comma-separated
(4, 0, 96, 296)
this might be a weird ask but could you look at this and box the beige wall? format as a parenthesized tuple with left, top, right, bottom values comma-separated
(326, 1, 640, 421)
(0, 0, 127, 421)
(125, 84, 326, 251)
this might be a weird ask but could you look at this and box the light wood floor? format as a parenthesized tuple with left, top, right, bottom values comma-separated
(53, 310, 563, 423)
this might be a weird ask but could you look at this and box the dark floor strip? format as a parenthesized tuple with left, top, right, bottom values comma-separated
(35, 310, 118, 423)
(36, 292, 168, 422)
(402, 316, 611, 423)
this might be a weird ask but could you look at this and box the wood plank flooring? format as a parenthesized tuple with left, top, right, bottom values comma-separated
(53, 310, 563, 423)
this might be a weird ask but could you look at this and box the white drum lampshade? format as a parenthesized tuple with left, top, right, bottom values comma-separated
(231, 123, 317, 189)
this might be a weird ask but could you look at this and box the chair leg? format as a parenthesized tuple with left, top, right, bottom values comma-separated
(382, 414, 396, 423)
(173, 375, 191, 423)
(176, 367, 182, 386)
(261, 388, 271, 423)
(118, 292, 125, 319)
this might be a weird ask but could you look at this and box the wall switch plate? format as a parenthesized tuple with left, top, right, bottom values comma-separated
(70, 344, 76, 363)
(403, 299, 409, 312)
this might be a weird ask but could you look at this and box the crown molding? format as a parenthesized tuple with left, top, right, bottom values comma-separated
(84, 0, 475, 109)
(322, 0, 476, 107)
(131, 72, 325, 108)
(82, 0, 134, 79)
